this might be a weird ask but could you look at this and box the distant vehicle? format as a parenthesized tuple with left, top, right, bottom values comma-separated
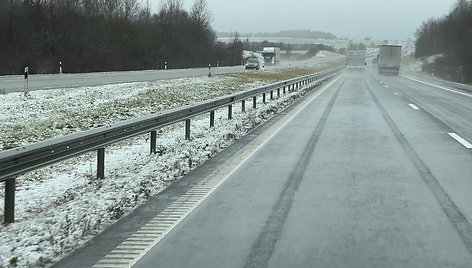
(245, 58, 260, 70)
(372, 57, 379, 65)
(262, 47, 280, 65)
(378, 45, 402, 75)
(345, 50, 366, 70)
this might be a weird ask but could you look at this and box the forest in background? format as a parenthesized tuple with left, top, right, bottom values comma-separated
(218, 30, 337, 40)
(0, 0, 244, 74)
(415, 0, 472, 83)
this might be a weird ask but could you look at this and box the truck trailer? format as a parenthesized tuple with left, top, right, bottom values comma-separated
(262, 47, 280, 65)
(378, 45, 401, 75)
(345, 49, 366, 70)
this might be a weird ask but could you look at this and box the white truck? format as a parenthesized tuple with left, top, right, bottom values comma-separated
(345, 49, 366, 69)
(262, 47, 280, 65)
(378, 45, 402, 75)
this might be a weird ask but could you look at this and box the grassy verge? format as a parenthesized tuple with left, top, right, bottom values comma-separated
(0, 58, 343, 150)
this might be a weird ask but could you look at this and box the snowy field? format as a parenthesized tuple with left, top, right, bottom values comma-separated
(0, 70, 329, 267)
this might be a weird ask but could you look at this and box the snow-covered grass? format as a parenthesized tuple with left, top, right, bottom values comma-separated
(0, 67, 332, 267)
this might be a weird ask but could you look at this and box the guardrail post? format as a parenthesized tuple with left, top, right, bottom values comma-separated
(277, 88, 280, 98)
(4, 178, 15, 224)
(210, 111, 215, 127)
(150, 130, 157, 154)
(270, 91, 274, 100)
(242, 100, 246, 113)
(253, 96, 257, 109)
(97, 148, 105, 179)
(228, 104, 233, 120)
(263, 93, 266, 103)
(283, 86, 286, 94)
(185, 119, 191, 140)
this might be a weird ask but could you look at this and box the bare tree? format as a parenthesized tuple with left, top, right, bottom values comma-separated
(191, 0, 212, 29)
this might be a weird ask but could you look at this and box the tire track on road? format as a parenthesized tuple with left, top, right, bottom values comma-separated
(365, 80, 472, 256)
(244, 79, 345, 268)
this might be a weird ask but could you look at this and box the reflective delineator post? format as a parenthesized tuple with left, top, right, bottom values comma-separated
(59, 61, 62, 74)
(24, 66, 29, 97)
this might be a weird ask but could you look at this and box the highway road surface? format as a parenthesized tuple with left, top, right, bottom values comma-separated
(0, 55, 342, 93)
(53, 67, 472, 268)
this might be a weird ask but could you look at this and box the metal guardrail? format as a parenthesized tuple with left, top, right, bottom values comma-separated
(0, 68, 341, 223)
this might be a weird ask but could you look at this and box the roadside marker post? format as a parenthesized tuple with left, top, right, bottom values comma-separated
(59, 61, 62, 74)
(208, 64, 212, 77)
(165, 62, 168, 70)
(24, 66, 29, 97)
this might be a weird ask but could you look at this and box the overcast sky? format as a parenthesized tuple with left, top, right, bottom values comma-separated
(155, 0, 458, 40)
(180, 0, 457, 40)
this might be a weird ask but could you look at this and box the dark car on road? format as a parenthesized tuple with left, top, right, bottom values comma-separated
(245, 58, 260, 70)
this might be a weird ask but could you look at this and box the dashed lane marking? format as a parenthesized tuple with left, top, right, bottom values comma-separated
(409, 104, 420, 110)
(448, 133, 472, 149)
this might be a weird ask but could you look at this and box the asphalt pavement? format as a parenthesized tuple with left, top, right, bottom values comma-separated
(53, 66, 472, 268)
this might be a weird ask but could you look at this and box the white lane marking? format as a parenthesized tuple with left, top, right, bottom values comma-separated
(379, 81, 383, 84)
(393, 92, 399, 96)
(409, 104, 419, 110)
(93, 76, 341, 268)
(402, 76, 472, 98)
(448, 133, 472, 149)
(385, 85, 389, 88)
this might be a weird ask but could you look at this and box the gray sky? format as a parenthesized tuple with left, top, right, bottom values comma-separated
(173, 0, 458, 40)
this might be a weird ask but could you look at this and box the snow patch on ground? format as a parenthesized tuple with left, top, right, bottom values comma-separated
(0, 74, 324, 267)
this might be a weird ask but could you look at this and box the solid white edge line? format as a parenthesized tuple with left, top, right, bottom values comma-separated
(448, 133, 472, 149)
(409, 104, 419, 110)
(123, 76, 341, 268)
(402, 75, 472, 98)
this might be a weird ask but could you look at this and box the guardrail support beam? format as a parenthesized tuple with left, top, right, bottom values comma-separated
(97, 148, 105, 179)
(185, 119, 191, 140)
(242, 100, 246, 113)
(228, 105, 233, 120)
(210, 111, 215, 127)
(283, 86, 286, 94)
(253, 96, 257, 109)
(4, 178, 15, 224)
(277, 88, 280, 98)
(263, 93, 266, 103)
(270, 91, 274, 100)
(150, 130, 157, 154)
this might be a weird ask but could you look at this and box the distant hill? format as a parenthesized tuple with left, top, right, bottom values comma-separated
(218, 30, 337, 40)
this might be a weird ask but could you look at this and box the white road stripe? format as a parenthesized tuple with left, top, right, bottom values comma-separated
(393, 92, 399, 96)
(402, 76, 472, 98)
(409, 104, 419, 110)
(448, 133, 472, 149)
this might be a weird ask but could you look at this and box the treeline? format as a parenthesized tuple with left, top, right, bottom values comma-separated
(219, 30, 337, 40)
(0, 0, 243, 75)
(415, 0, 472, 82)
(241, 39, 335, 53)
